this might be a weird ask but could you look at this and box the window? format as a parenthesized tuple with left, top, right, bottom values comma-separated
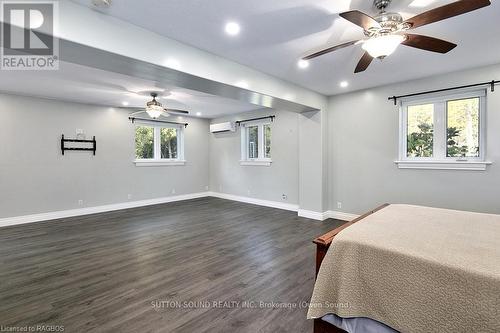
(247, 125, 259, 159)
(264, 124, 271, 159)
(397, 90, 489, 170)
(160, 127, 178, 159)
(134, 123, 185, 166)
(240, 121, 272, 166)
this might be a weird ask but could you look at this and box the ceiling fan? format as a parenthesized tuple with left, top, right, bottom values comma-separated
(302, 0, 491, 73)
(126, 93, 189, 119)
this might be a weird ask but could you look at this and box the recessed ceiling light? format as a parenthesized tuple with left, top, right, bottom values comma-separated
(196, 112, 202, 117)
(297, 59, 310, 69)
(235, 81, 249, 89)
(164, 58, 182, 70)
(340, 81, 349, 88)
(225, 22, 241, 36)
(122, 101, 129, 106)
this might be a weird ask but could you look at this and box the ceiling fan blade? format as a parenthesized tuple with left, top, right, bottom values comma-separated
(165, 108, 189, 114)
(354, 52, 374, 73)
(404, 0, 491, 29)
(126, 110, 146, 117)
(339, 10, 381, 30)
(402, 34, 457, 53)
(303, 40, 359, 60)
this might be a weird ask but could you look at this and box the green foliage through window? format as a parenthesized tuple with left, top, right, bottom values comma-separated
(407, 104, 434, 157)
(161, 128, 178, 159)
(247, 126, 258, 159)
(406, 97, 481, 159)
(135, 126, 154, 159)
(135, 125, 180, 160)
(264, 124, 271, 158)
(447, 98, 479, 157)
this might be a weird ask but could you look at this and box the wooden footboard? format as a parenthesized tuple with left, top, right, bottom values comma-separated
(312, 204, 390, 333)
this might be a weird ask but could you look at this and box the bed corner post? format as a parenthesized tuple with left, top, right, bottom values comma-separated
(314, 239, 330, 277)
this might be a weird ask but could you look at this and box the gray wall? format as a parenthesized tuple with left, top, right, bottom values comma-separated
(7, 63, 499, 220)
(209, 109, 299, 205)
(0, 93, 210, 218)
(328, 63, 500, 215)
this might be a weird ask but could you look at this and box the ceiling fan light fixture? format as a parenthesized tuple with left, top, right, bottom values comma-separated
(146, 105, 164, 119)
(362, 34, 405, 58)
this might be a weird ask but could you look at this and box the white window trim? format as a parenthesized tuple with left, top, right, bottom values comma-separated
(396, 89, 491, 171)
(240, 120, 272, 166)
(134, 121, 186, 167)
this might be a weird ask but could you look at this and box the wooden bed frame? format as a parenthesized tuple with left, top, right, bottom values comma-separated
(312, 204, 390, 333)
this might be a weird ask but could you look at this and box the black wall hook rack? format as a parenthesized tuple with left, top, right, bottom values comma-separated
(61, 135, 96, 155)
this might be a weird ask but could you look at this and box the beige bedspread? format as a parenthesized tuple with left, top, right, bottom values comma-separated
(307, 204, 500, 333)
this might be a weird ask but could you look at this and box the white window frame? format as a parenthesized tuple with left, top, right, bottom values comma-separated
(134, 121, 185, 167)
(396, 89, 491, 171)
(240, 120, 272, 166)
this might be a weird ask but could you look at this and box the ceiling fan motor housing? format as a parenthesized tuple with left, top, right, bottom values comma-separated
(366, 0, 411, 37)
(147, 93, 163, 108)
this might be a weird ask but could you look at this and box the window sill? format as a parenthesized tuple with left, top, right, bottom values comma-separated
(134, 160, 186, 167)
(240, 160, 272, 166)
(395, 160, 492, 171)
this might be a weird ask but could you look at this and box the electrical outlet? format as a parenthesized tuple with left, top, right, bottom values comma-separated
(282, 194, 288, 200)
(337, 202, 342, 209)
(78, 199, 84, 206)
(205, 185, 209, 191)
(172, 188, 176, 194)
(127, 194, 132, 200)
(219, 184, 223, 192)
(247, 189, 251, 195)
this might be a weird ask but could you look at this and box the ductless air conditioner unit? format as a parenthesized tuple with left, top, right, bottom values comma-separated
(210, 122, 236, 133)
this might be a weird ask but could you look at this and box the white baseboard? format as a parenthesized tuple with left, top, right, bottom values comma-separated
(297, 210, 359, 221)
(208, 192, 299, 212)
(325, 210, 360, 221)
(0, 190, 359, 228)
(0, 192, 210, 228)
(298, 209, 328, 221)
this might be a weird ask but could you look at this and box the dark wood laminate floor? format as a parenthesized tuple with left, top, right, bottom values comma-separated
(0, 197, 343, 333)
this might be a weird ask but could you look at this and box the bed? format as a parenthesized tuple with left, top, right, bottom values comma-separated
(308, 204, 500, 333)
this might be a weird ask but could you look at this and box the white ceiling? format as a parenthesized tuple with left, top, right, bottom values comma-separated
(72, 0, 500, 96)
(0, 61, 262, 119)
